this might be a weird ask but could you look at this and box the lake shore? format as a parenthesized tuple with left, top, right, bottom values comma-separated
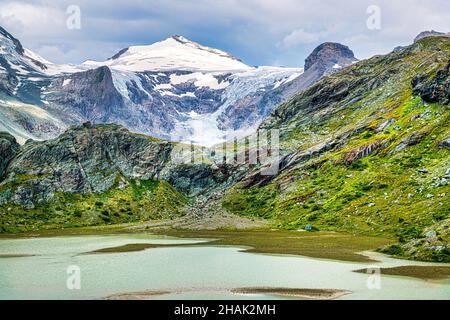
(0, 225, 397, 263)
(106, 287, 352, 300)
(354, 265, 450, 281)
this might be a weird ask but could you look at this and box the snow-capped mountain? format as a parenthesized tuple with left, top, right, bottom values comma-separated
(0, 26, 356, 146)
(82, 35, 251, 72)
(0, 27, 69, 143)
(0, 26, 82, 77)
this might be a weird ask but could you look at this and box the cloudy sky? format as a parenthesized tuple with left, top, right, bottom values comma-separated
(1, 0, 450, 67)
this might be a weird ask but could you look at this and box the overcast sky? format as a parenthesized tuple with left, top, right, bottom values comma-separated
(1, 0, 450, 67)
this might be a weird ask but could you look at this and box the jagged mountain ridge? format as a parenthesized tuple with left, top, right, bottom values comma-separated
(0, 26, 358, 146)
(414, 30, 450, 43)
(0, 27, 70, 143)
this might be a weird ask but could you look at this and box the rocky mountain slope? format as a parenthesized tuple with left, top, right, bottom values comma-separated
(0, 27, 73, 143)
(0, 27, 357, 146)
(222, 36, 450, 262)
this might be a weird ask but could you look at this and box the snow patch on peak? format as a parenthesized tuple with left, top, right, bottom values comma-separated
(171, 35, 191, 43)
(170, 35, 243, 62)
(24, 49, 83, 75)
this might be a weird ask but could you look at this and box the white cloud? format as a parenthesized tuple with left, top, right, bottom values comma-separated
(0, 0, 449, 66)
(0, 2, 66, 35)
(282, 29, 321, 47)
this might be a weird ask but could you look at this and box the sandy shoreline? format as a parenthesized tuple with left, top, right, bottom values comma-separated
(232, 288, 351, 300)
(106, 287, 352, 300)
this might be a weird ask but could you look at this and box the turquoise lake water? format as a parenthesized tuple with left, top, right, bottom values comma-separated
(0, 233, 449, 300)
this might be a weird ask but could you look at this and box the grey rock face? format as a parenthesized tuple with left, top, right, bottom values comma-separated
(279, 42, 358, 99)
(304, 42, 356, 74)
(0, 132, 19, 180)
(439, 138, 450, 150)
(42, 69, 227, 140)
(0, 26, 24, 55)
(44, 66, 128, 124)
(391, 131, 427, 154)
(0, 123, 246, 207)
(0, 124, 174, 206)
(0, 26, 67, 143)
(161, 163, 240, 197)
(412, 60, 450, 105)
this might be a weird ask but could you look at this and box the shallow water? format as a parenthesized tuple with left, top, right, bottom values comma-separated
(0, 233, 448, 300)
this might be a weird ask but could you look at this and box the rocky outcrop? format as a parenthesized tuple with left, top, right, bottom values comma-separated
(304, 42, 356, 74)
(342, 140, 384, 164)
(0, 132, 20, 180)
(412, 60, 450, 105)
(391, 131, 427, 154)
(162, 163, 238, 196)
(0, 26, 24, 55)
(44, 66, 128, 123)
(439, 138, 450, 150)
(280, 42, 357, 99)
(0, 124, 174, 207)
(0, 123, 244, 208)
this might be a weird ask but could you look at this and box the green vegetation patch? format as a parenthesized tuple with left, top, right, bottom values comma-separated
(154, 230, 393, 263)
(354, 265, 450, 280)
(0, 179, 187, 233)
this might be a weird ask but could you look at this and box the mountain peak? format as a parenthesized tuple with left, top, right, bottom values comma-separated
(171, 35, 191, 43)
(0, 26, 24, 55)
(414, 30, 450, 42)
(304, 42, 357, 73)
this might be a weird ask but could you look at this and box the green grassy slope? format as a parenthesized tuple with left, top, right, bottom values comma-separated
(0, 178, 187, 233)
